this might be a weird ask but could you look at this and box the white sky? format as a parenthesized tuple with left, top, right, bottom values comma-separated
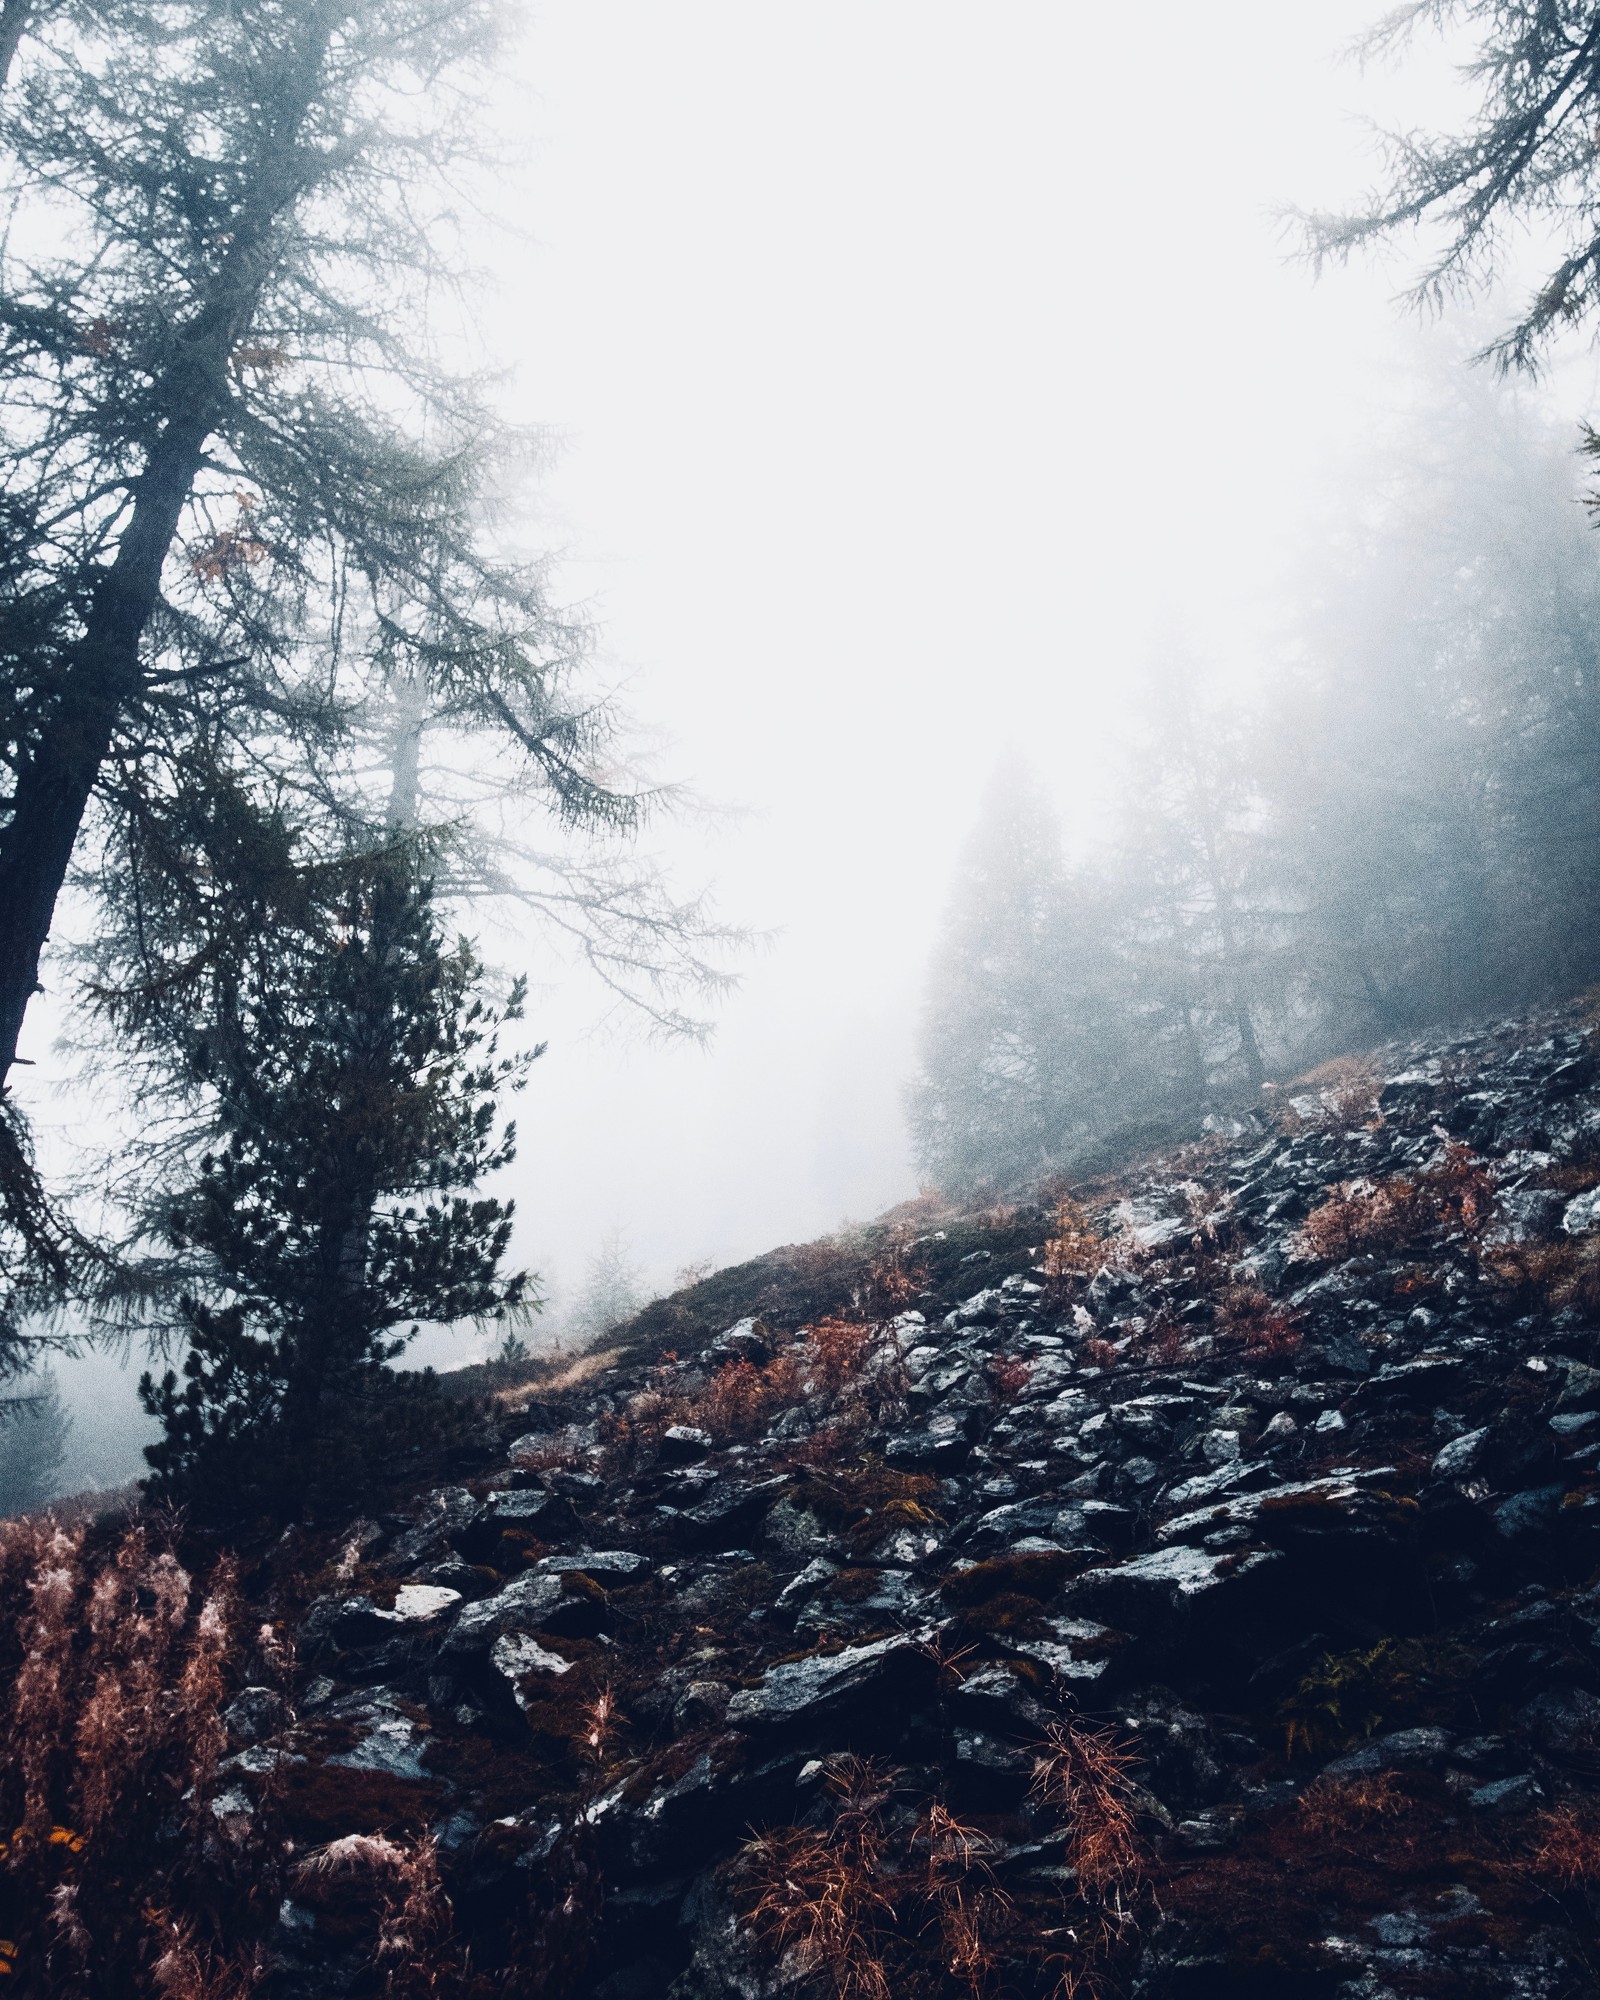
(29, 0, 1585, 1463)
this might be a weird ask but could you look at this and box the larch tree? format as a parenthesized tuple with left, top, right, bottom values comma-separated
(1300, 1, 1600, 371)
(0, 0, 740, 1368)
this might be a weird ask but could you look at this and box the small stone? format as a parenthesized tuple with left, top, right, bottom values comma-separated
(1561, 1187, 1600, 1236)
(1314, 1409, 1346, 1433)
(1469, 1772, 1542, 1814)
(1431, 1427, 1487, 1479)
(659, 1425, 713, 1464)
(1200, 1429, 1242, 1465)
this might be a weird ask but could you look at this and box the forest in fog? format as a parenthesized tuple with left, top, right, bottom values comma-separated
(912, 375, 1600, 1191)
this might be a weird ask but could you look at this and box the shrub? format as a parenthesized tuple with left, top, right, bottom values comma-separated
(1028, 1719, 1142, 1910)
(1298, 1144, 1492, 1264)
(0, 1518, 269, 1996)
(1041, 1199, 1105, 1288)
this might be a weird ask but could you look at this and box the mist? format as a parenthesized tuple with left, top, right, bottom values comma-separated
(14, 0, 1600, 1503)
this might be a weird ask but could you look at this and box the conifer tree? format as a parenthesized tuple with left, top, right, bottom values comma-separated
(117, 813, 533, 1519)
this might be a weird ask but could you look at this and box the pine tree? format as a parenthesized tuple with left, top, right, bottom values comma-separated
(0, 1370, 70, 1517)
(129, 823, 533, 1520)
(566, 1226, 645, 1346)
(908, 762, 1135, 1193)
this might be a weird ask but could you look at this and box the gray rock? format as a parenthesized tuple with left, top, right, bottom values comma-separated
(1063, 1544, 1281, 1631)
(764, 1496, 836, 1555)
(725, 1631, 933, 1731)
(441, 1572, 567, 1654)
(324, 1694, 431, 1781)
(659, 1425, 713, 1464)
(534, 1549, 652, 1583)
(1469, 1772, 1542, 1814)
(1324, 1727, 1452, 1778)
(1561, 1187, 1600, 1236)
(222, 1685, 289, 1746)
(1431, 1427, 1487, 1478)
(1492, 1485, 1566, 1538)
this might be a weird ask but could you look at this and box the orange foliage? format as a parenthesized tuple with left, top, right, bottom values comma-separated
(1041, 1199, 1104, 1286)
(1298, 1143, 1492, 1264)
(1028, 1720, 1143, 1911)
(0, 1518, 263, 1996)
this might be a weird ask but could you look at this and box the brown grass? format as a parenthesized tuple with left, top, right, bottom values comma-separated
(1041, 1199, 1106, 1288)
(1298, 1143, 1492, 1264)
(1531, 1802, 1600, 1886)
(1028, 1720, 1142, 1908)
(0, 1517, 269, 1996)
(736, 1758, 899, 2000)
(1215, 1285, 1304, 1362)
(1295, 1771, 1406, 1846)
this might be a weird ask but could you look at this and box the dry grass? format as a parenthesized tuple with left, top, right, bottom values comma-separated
(1298, 1143, 1492, 1264)
(1531, 1803, 1600, 1886)
(0, 1517, 268, 1996)
(1295, 1771, 1406, 1845)
(296, 1833, 462, 1998)
(1284, 1055, 1383, 1131)
(1028, 1720, 1142, 1909)
(496, 1346, 622, 1401)
(1041, 1199, 1106, 1288)
(1215, 1285, 1304, 1362)
(736, 1758, 899, 2000)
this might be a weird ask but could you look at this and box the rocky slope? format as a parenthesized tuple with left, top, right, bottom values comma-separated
(232, 1005, 1600, 1998)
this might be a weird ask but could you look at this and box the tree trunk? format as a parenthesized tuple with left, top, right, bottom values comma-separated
(0, 0, 31, 90)
(0, 12, 336, 1094)
(0, 415, 212, 1081)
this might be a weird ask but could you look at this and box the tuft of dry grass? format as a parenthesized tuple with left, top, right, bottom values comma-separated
(1041, 1199, 1106, 1288)
(1295, 1771, 1406, 1845)
(736, 1758, 899, 2000)
(1215, 1285, 1303, 1362)
(1028, 1720, 1142, 1908)
(0, 1517, 272, 1996)
(1531, 1802, 1600, 1886)
(1297, 1143, 1492, 1264)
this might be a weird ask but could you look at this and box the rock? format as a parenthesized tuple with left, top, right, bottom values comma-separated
(725, 1632, 934, 1733)
(1324, 1727, 1453, 1777)
(1561, 1187, 1600, 1235)
(456, 1487, 582, 1560)
(1062, 1544, 1281, 1632)
(673, 1680, 732, 1731)
(774, 1557, 838, 1612)
(705, 1317, 772, 1363)
(222, 1686, 289, 1746)
(1314, 1409, 1346, 1432)
(883, 1420, 974, 1472)
(1492, 1485, 1567, 1537)
(1200, 1428, 1242, 1465)
(390, 1583, 463, 1622)
(681, 1477, 789, 1548)
(440, 1572, 567, 1654)
(490, 1630, 574, 1709)
(1556, 1359, 1600, 1410)
(1487, 1187, 1565, 1245)
(323, 1693, 431, 1781)
(659, 1425, 713, 1465)
(1469, 1772, 1542, 1813)
(764, 1496, 835, 1555)
(534, 1549, 652, 1583)
(1431, 1427, 1488, 1478)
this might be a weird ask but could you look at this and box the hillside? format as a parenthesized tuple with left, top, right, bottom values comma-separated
(9, 1004, 1600, 1997)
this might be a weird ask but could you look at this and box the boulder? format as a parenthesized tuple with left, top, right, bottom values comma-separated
(725, 1632, 934, 1733)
